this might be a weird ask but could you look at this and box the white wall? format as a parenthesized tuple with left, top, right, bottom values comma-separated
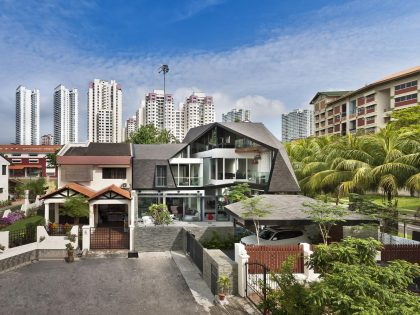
(0, 160, 9, 201)
(59, 165, 132, 190)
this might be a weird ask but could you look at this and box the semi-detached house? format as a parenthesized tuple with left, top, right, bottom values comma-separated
(41, 122, 299, 250)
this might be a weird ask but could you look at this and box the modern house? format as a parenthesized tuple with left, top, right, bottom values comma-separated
(133, 122, 299, 222)
(0, 155, 10, 201)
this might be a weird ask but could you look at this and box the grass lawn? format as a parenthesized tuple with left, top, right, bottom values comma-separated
(0, 215, 45, 232)
(363, 195, 420, 213)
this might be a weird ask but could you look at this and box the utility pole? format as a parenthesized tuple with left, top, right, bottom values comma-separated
(158, 64, 169, 131)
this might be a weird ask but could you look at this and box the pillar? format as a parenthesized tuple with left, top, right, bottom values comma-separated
(94, 207, 99, 226)
(302, 243, 316, 281)
(44, 203, 50, 224)
(89, 204, 94, 227)
(129, 226, 134, 252)
(82, 225, 90, 251)
(235, 243, 249, 297)
(54, 203, 59, 224)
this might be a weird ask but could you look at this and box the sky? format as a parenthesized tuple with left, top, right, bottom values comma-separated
(0, 0, 420, 143)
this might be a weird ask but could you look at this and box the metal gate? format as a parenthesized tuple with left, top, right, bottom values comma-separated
(90, 227, 129, 249)
(186, 231, 203, 272)
(245, 262, 274, 313)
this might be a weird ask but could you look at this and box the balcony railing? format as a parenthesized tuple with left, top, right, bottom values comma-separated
(176, 176, 202, 186)
(247, 172, 270, 185)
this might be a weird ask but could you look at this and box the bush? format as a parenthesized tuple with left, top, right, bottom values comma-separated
(146, 204, 173, 225)
(201, 231, 235, 250)
(0, 211, 25, 226)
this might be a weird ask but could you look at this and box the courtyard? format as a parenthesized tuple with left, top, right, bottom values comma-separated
(0, 253, 207, 315)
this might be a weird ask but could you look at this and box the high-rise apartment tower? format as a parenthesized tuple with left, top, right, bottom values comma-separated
(54, 85, 79, 145)
(15, 86, 40, 145)
(281, 109, 313, 142)
(88, 79, 122, 143)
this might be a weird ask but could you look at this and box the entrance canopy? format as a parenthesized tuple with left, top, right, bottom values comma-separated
(224, 194, 378, 227)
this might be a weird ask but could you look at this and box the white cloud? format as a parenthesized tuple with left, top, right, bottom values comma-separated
(0, 0, 420, 143)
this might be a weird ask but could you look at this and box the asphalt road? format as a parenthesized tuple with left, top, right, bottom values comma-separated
(0, 253, 207, 315)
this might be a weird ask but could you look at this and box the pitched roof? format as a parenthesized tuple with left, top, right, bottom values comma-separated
(88, 184, 131, 200)
(132, 143, 187, 160)
(225, 195, 378, 226)
(182, 122, 300, 192)
(41, 183, 96, 199)
(309, 91, 352, 104)
(64, 143, 131, 156)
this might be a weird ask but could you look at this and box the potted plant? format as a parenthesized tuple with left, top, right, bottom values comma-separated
(65, 242, 74, 263)
(217, 274, 231, 301)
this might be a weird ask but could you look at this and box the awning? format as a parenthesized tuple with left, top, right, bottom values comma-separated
(9, 165, 42, 170)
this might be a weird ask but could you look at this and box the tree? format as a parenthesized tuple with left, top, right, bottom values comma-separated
(225, 183, 251, 203)
(46, 148, 61, 168)
(242, 196, 271, 245)
(303, 201, 347, 244)
(19, 178, 47, 201)
(146, 203, 173, 226)
(61, 196, 89, 225)
(389, 106, 420, 136)
(128, 124, 177, 144)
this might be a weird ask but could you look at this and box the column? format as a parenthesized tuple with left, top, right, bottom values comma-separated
(54, 203, 59, 224)
(235, 243, 249, 297)
(82, 225, 90, 251)
(44, 203, 50, 224)
(94, 207, 99, 226)
(89, 204, 94, 227)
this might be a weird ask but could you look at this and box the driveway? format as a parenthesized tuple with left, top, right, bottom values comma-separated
(0, 252, 207, 315)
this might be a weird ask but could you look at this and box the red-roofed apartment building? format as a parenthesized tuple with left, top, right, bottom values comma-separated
(0, 144, 61, 178)
(310, 66, 420, 136)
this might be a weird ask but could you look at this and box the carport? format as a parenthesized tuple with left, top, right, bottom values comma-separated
(224, 195, 379, 241)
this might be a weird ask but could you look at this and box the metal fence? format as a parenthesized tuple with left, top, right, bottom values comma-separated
(8, 226, 37, 248)
(186, 231, 204, 272)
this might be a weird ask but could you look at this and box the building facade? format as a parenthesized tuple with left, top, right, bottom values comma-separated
(54, 85, 79, 145)
(88, 79, 122, 143)
(0, 156, 9, 201)
(281, 109, 313, 142)
(0, 145, 61, 178)
(124, 116, 137, 141)
(139, 91, 216, 143)
(16, 86, 40, 145)
(311, 66, 420, 136)
(41, 134, 54, 145)
(133, 122, 299, 222)
(222, 108, 251, 122)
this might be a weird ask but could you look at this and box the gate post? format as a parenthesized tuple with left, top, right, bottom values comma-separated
(129, 226, 134, 251)
(82, 225, 90, 251)
(235, 243, 249, 297)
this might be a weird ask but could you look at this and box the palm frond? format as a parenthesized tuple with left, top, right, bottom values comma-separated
(405, 173, 420, 193)
(335, 159, 370, 171)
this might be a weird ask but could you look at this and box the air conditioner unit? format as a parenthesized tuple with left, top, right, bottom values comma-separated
(120, 183, 130, 189)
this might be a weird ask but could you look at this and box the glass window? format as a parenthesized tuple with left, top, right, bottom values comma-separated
(2, 165, 6, 176)
(102, 168, 126, 179)
(217, 158, 223, 180)
(155, 166, 167, 187)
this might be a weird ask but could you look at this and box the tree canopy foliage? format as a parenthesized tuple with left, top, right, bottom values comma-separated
(225, 183, 251, 203)
(285, 118, 420, 202)
(128, 124, 177, 144)
(262, 237, 420, 314)
(61, 195, 89, 225)
(146, 203, 173, 225)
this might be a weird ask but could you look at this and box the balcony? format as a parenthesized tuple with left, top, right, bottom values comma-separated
(246, 172, 270, 185)
(176, 177, 202, 187)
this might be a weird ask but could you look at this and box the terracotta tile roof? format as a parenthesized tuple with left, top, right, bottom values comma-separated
(41, 183, 96, 199)
(88, 184, 131, 200)
(0, 145, 61, 154)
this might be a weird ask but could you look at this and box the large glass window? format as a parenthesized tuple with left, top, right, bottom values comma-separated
(155, 166, 167, 187)
(138, 196, 158, 217)
(237, 159, 247, 179)
(2, 165, 6, 176)
(217, 158, 223, 180)
(102, 168, 126, 179)
(224, 159, 235, 179)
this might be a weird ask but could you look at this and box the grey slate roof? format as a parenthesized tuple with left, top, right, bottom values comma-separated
(225, 195, 378, 226)
(65, 143, 131, 156)
(132, 144, 187, 190)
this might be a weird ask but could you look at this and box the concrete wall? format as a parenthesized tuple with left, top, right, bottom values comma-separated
(203, 248, 238, 295)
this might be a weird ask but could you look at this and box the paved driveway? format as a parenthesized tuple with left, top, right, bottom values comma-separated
(0, 253, 207, 315)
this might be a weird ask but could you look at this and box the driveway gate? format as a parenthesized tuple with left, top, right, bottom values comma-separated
(186, 231, 203, 272)
(90, 227, 129, 249)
